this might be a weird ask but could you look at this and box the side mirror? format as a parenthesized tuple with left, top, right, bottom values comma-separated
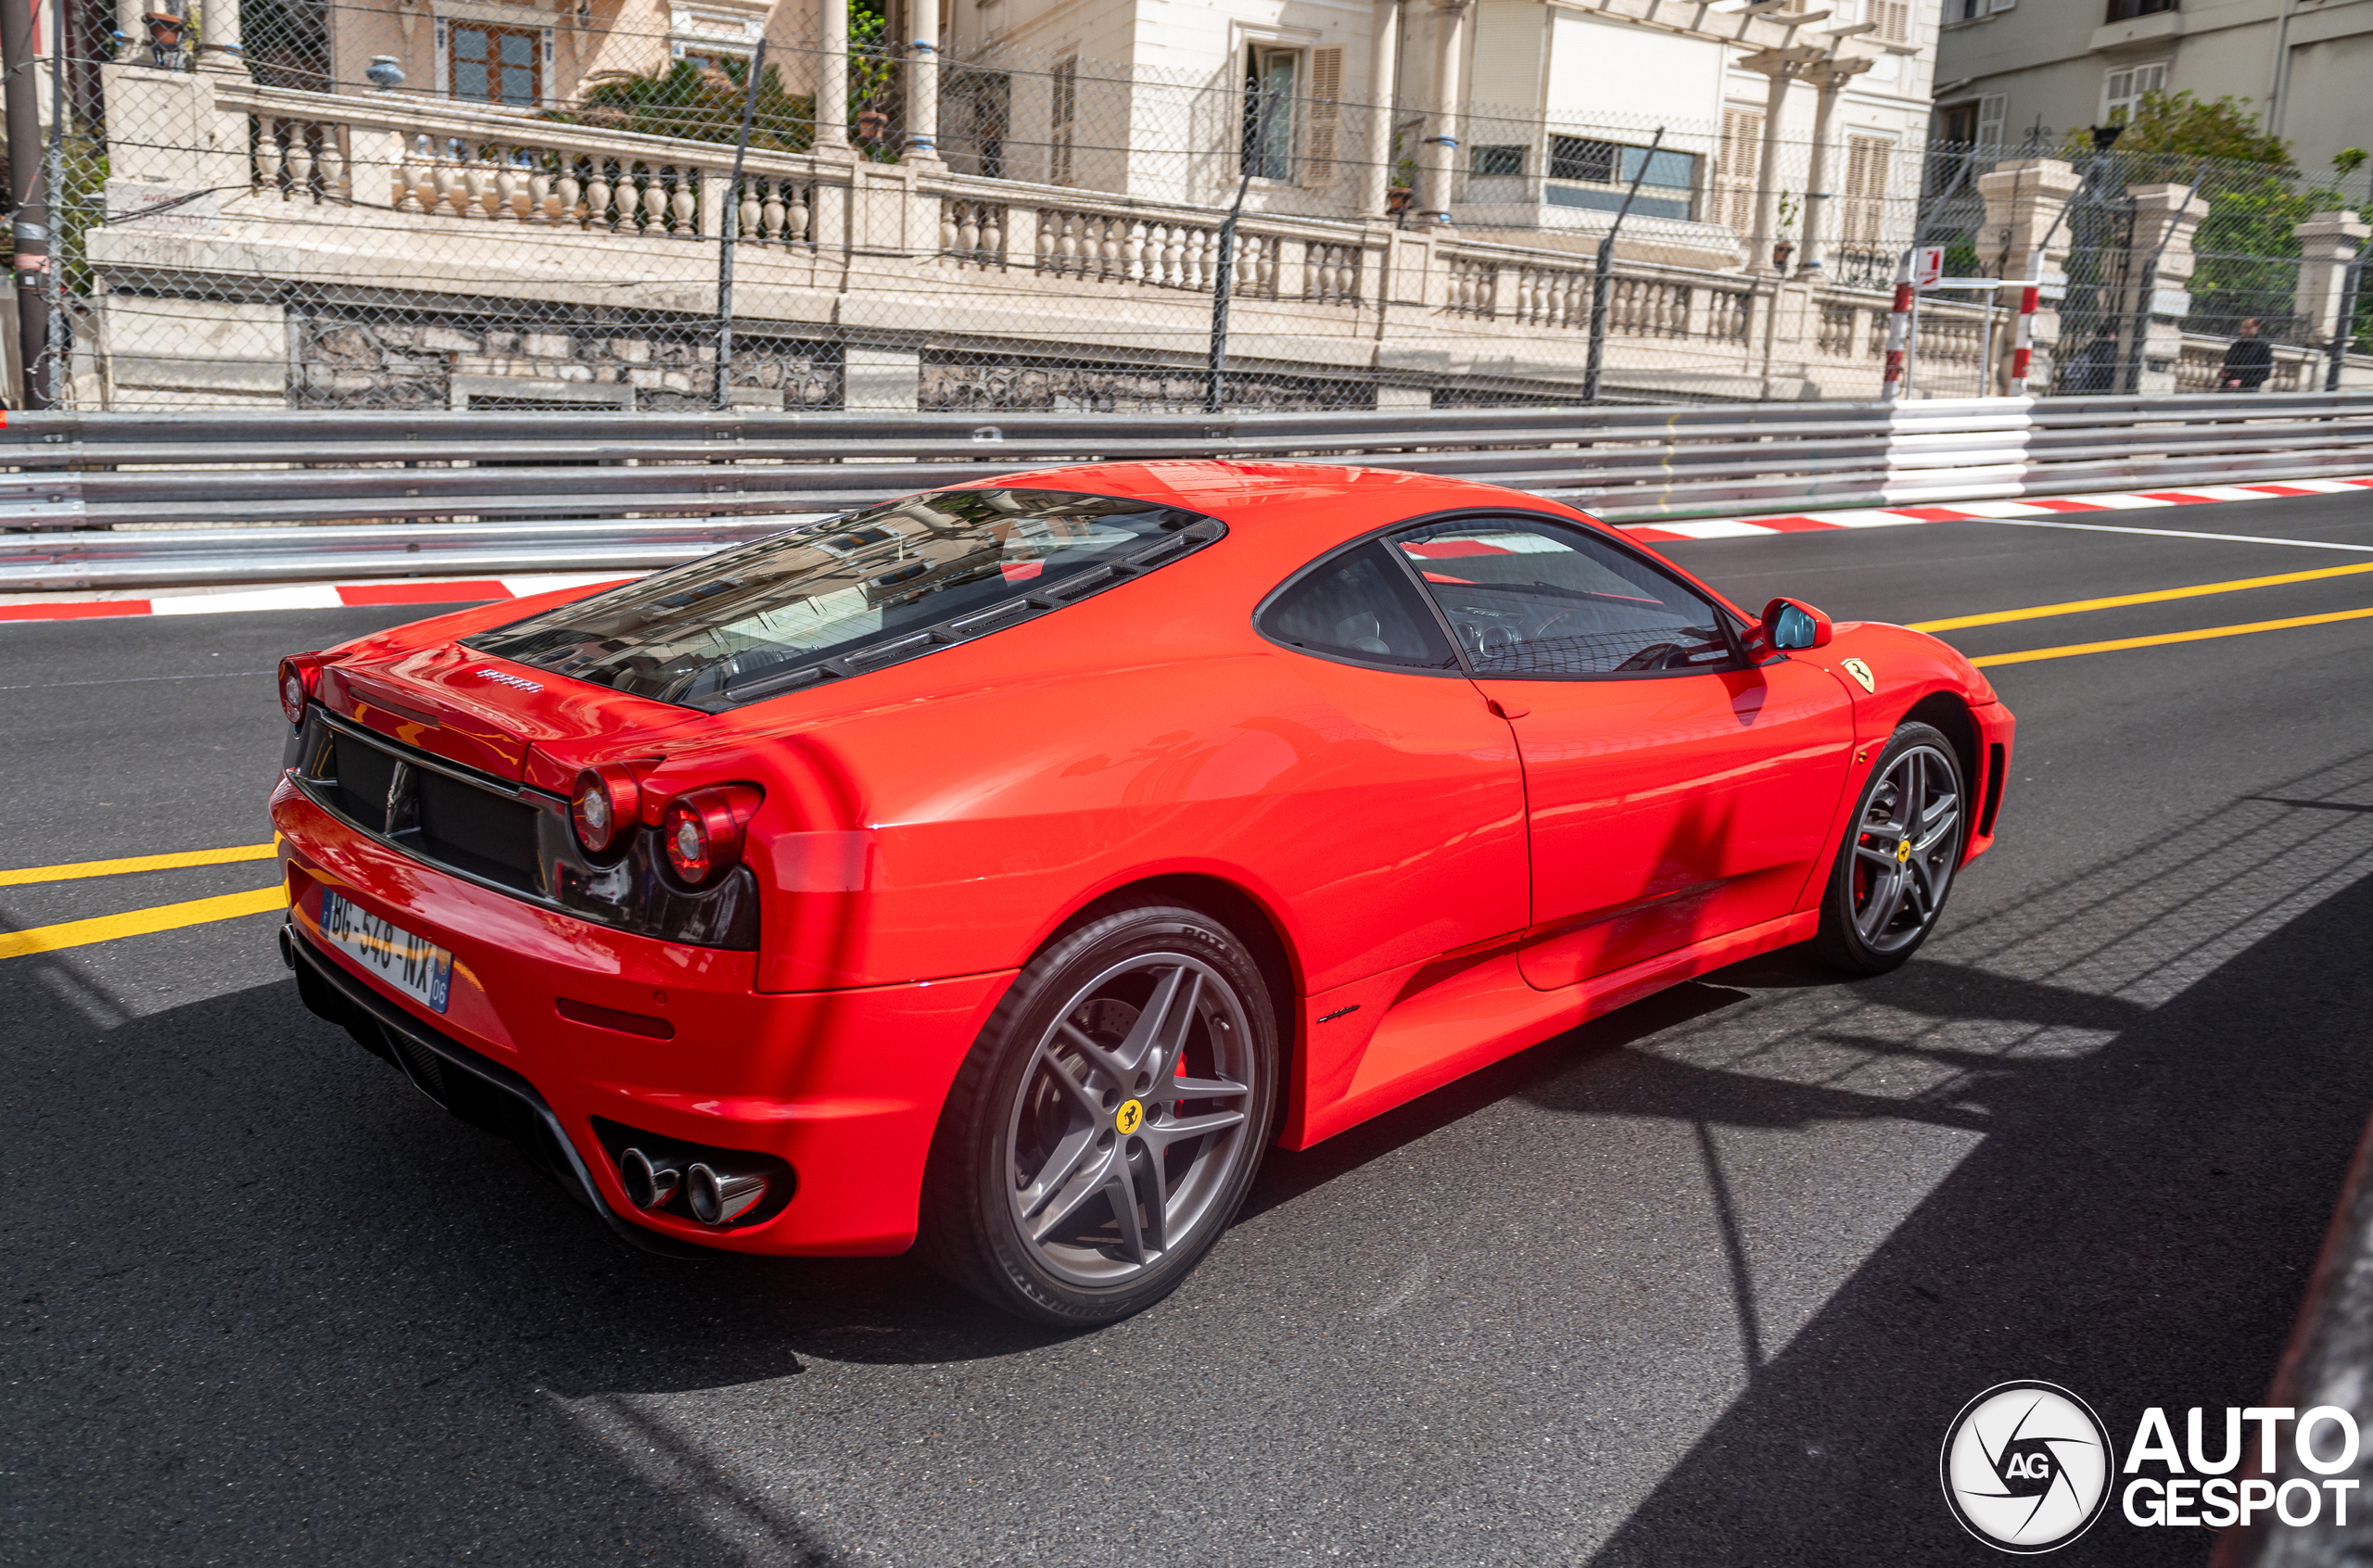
(1759, 598, 1833, 651)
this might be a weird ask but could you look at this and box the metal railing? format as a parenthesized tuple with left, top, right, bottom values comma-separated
(6, 393, 2369, 592)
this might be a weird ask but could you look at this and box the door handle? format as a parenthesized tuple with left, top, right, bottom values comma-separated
(1485, 697, 1529, 720)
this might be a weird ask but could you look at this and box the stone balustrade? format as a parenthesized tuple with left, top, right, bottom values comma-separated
(87, 71, 2042, 410)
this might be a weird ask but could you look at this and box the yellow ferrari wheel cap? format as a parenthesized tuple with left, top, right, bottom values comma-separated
(1896, 837, 1912, 864)
(1114, 1098, 1145, 1135)
(1842, 657, 1876, 694)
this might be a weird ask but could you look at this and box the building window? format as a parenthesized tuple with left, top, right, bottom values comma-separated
(1242, 45, 1299, 181)
(1872, 0, 1910, 42)
(449, 21, 541, 107)
(2105, 0, 2176, 19)
(1936, 94, 2007, 146)
(1049, 56, 1077, 186)
(1471, 145, 1526, 177)
(2104, 61, 2167, 120)
(1545, 136, 1700, 221)
(1951, 0, 2015, 19)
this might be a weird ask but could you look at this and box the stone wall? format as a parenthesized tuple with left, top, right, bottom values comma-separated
(287, 312, 845, 409)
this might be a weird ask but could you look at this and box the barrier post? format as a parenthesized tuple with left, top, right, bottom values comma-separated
(2008, 249, 2042, 397)
(1880, 248, 1915, 402)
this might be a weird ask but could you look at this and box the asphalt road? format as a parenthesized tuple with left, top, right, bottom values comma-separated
(6, 489, 2372, 1566)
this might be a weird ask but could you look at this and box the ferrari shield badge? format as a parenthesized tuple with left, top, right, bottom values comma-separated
(1841, 658, 1876, 694)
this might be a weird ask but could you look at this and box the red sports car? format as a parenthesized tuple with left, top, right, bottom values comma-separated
(271, 462, 2012, 1324)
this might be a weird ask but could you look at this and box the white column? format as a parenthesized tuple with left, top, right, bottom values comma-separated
(115, 0, 147, 63)
(197, 0, 246, 74)
(905, 0, 940, 162)
(1794, 57, 1869, 276)
(1415, 0, 1469, 226)
(1359, 0, 1402, 219)
(1742, 53, 1797, 275)
(815, 0, 848, 150)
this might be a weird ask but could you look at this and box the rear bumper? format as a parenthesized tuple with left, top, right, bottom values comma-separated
(273, 776, 1014, 1257)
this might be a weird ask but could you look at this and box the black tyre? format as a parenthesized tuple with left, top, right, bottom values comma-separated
(919, 902, 1280, 1326)
(1810, 721, 1968, 976)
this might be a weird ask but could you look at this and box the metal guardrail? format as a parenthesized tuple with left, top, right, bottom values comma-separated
(6, 392, 2370, 592)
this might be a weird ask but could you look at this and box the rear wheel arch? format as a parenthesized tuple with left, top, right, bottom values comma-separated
(1055, 874, 1304, 1075)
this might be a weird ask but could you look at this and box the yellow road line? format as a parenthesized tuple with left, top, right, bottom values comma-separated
(1972, 607, 2373, 668)
(0, 841, 278, 887)
(1910, 561, 2373, 633)
(0, 886, 286, 961)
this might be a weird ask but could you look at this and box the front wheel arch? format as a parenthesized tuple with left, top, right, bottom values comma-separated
(1901, 691, 1980, 847)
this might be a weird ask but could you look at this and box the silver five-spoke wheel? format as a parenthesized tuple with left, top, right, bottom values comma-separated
(1849, 742, 1962, 955)
(921, 902, 1279, 1325)
(1814, 722, 1969, 975)
(1007, 954, 1255, 1286)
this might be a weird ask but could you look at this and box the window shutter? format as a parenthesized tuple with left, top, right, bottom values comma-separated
(1976, 93, 2006, 145)
(1844, 134, 1891, 247)
(1050, 56, 1077, 185)
(1304, 45, 1342, 186)
(1720, 107, 1763, 236)
(1874, 0, 1909, 42)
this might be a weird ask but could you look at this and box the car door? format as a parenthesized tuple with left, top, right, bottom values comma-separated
(1251, 536, 1532, 985)
(1389, 513, 1855, 992)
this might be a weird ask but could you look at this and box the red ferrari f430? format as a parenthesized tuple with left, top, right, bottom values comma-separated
(270, 462, 2012, 1324)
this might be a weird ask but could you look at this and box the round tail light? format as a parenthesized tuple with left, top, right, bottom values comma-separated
(572, 765, 641, 856)
(276, 654, 322, 726)
(661, 787, 757, 886)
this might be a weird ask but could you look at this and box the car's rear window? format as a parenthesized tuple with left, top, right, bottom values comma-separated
(461, 488, 1225, 709)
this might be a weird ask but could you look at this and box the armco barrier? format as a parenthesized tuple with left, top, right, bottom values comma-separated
(5, 392, 2369, 591)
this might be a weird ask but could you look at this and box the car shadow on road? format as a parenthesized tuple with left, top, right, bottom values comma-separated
(1562, 866, 2373, 1566)
(0, 951, 966, 1566)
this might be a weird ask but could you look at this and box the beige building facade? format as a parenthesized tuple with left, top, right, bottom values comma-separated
(1934, 0, 2373, 175)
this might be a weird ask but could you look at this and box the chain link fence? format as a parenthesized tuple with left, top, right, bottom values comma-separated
(0, 0, 1996, 414)
(1915, 134, 2373, 397)
(10, 2, 2361, 416)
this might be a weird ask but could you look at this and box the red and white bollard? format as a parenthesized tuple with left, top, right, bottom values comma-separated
(1880, 248, 1915, 402)
(2006, 253, 2043, 397)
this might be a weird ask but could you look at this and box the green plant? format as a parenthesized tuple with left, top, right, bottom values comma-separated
(545, 57, 816, 152)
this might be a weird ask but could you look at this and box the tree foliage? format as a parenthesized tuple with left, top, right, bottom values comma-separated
(2055, 92, 2372, 348)
(2060, 90, 2295, 170)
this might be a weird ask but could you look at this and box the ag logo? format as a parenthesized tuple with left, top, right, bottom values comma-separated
(1941, 1382, 2114, 1553)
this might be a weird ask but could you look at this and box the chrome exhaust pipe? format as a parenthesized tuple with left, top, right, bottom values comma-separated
(686, 1161, 768, 1226)
(619, 1147, 682, 1212)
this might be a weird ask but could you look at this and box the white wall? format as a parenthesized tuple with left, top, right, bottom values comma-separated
(1543, 10, 1727, 131)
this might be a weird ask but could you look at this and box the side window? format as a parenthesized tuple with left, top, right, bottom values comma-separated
(1393, 517, 1740, 677)
(1258, 542, 1461, 671)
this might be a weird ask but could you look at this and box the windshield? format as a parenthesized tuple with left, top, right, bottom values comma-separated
(461, 488, 1223, 710)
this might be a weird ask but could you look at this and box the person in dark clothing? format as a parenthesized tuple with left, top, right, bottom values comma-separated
(2219, 318, 2275, 391)
(2064, 329, 2120, 393)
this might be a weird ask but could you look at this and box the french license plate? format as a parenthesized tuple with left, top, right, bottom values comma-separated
(318, 889, 453, 1014)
